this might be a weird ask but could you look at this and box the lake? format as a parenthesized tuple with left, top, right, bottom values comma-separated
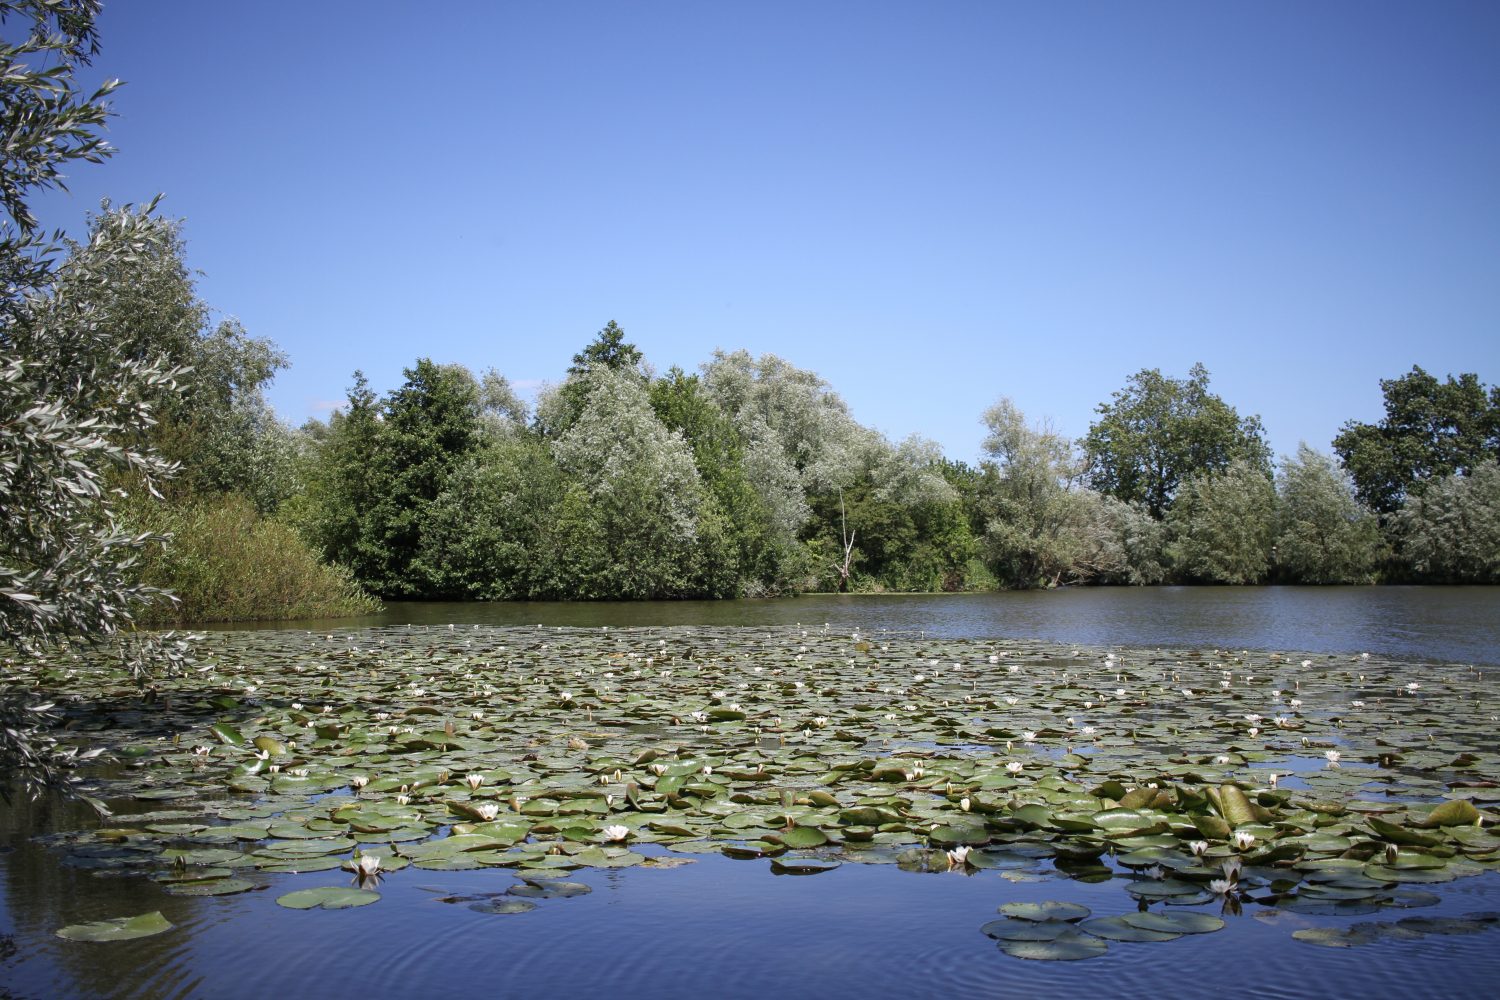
(240, 585, 1500, 666)
(3, 586, 1498, 999)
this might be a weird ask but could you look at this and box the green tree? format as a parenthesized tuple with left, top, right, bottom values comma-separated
(289, 372, 383, 582)
(1393, 461, 1500, 583)
(1332, 367, 1500, 515)
(569, 319, 644, 376)
(1274, 445, 1384, 584)
(416, 433, 567, 598)
(366, 360, 483, 596)
(1083, 363, 1271, 519)
(1165, 459, 1276, 584)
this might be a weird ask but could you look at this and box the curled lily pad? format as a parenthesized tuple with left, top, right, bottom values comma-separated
(56, 911, 173, 942)
(276, 886, 380, 909)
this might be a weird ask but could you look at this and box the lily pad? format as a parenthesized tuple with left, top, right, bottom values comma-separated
(56, 911, 174, 942)
(998, 929, 1109, 961)
(276, 886, 380, 909)
(998, 901, 1090, 922)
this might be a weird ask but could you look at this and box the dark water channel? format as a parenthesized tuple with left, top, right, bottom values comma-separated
(2, 587, 1498, 999)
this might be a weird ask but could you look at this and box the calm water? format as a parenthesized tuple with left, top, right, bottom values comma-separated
(5, 586, 1499, 999)
(243, 586, 1500, 665)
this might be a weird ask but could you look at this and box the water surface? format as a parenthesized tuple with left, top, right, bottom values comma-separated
(238, 586, 1500, 665)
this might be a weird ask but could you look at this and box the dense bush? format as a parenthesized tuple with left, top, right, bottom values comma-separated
(130, 496, 378, 623)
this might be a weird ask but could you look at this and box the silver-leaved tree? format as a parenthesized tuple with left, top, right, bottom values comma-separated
(2, 1, 193, 804)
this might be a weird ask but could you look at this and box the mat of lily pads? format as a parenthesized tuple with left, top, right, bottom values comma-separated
(12, 624, 1500, 960)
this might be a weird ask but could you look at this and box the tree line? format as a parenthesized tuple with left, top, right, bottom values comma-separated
(270, 341, 1496, 600)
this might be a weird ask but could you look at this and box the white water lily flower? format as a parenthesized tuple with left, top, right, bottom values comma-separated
(349, 775, 369, 789)
(650, 763, 668, 776)
(1189, 840, 1209, 856)
(475, 802, 500, 822)
(395, 794, 411, 806)
(1006, 762, 1024, 775)
(1324, 750, 1341, 767)
(946, 845, 971, 869)
(466, 773, 485, 790)
(1021, 731, 1037, 744)
(1232, 831, 1255, 851)
(603, 824, 630, 842)
(1215, 755, 1232, 765)
(1144, 865, 1166, 880)
(1209, 878, 1233, 896)
(1351, 700, 1365, 708)
(355, 854, 382, 876)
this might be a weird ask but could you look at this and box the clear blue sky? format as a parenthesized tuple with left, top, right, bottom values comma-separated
(33, 0, 1500, 464)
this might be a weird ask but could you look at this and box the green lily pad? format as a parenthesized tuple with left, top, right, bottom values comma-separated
(276, 886, 381, 909)
(998, 901, 1090, 922)
(163, 877, 258, 897)
(1121, 911, 1224, 934)
(777, 826, 830, 849)
(981, 918, 1074, 942)
(1080, 916, 1182, 942)
(57, 911, 174, 942)
(998, 929, 1109, 961)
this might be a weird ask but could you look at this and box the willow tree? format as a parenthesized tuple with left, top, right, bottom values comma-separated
(1165, 459, 1277, 584)
(1274, 445, 1384, 584)
(1, 1, 193, 802)
(551, 367, 733, 598)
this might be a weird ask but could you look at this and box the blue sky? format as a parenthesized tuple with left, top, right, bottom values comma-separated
(32, 0, 1500, 464)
